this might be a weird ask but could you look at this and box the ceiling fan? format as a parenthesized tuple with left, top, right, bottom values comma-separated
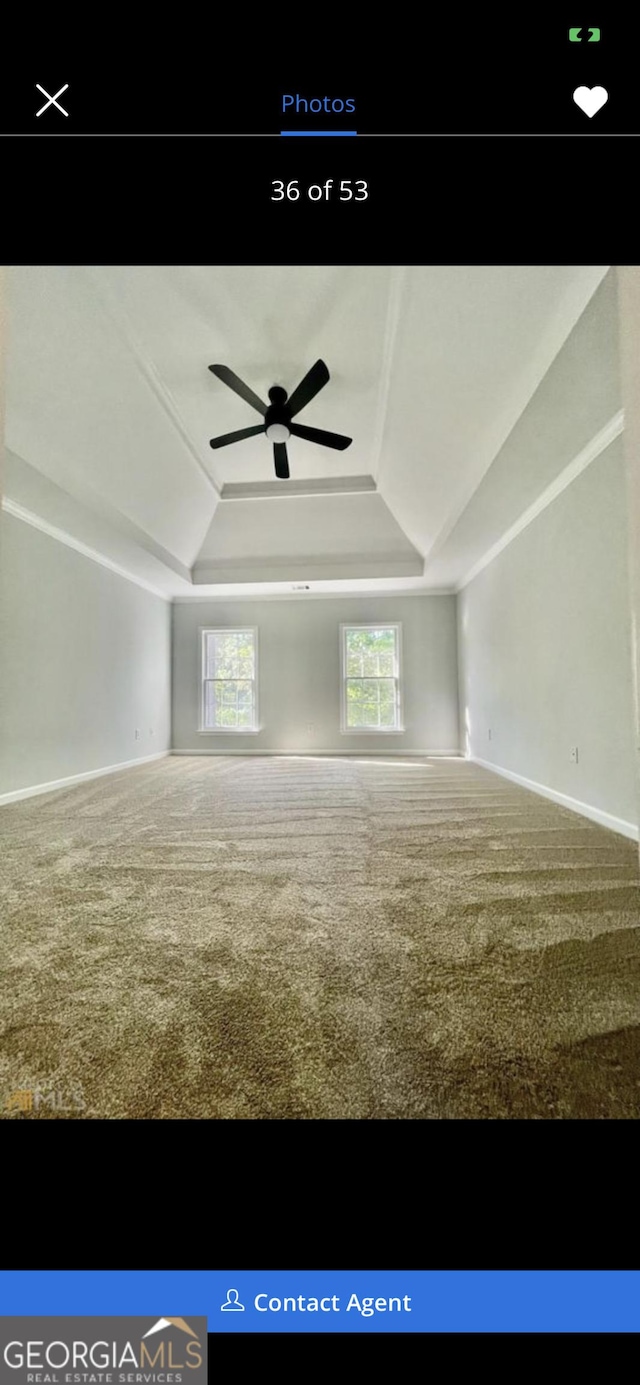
(208, 359, 352, 479)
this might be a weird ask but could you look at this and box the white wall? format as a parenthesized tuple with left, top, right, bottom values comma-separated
(0, 513, 171, 796)
(458, 438, 638, 833)
(172, 595, 458, 754)
(616, 267, 640, 842)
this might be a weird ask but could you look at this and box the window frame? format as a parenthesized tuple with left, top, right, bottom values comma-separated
(339, 622, 404, 735)
(198, 626, 260, 734)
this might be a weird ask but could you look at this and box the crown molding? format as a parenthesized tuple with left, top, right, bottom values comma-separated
(2, 498, 171, 601)
(220, 475, 377, 500)
(426, 265, 611, 570)
(457, 409, 624, 591)
(172, 587, 455, 603)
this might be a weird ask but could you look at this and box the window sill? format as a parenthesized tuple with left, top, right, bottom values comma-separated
(340, 727, 406, 735)
(197, 727, 262, 735)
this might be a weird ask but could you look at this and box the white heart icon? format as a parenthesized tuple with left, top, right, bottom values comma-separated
(573, 86, 608, 117)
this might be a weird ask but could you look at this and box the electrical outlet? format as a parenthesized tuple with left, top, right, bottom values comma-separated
(134, 728, 140, 741)
(149, 727, 154, 736)
(307, 723, 315, 736)
(570, 746, 579, 764)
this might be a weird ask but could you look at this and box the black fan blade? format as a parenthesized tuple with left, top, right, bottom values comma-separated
(286, 359, 330, 417)
(273, 442, 290, 479)
(290, 422, 352, 451)
(208, 364, 267, 416)
(209, 424, 265, 450)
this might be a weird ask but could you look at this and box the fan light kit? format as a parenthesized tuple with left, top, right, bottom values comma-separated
(208, 359, 352, 479)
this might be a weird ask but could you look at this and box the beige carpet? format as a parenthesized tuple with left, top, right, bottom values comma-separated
(1, 755, 639, 1119)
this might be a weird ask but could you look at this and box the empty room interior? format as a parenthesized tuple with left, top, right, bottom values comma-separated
(1, 263, 639, 1120)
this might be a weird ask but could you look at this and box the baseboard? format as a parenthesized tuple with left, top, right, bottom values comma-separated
(471, 756, 639, 841)
(0, 751, 170, 806)
(171, 748, 463, 758)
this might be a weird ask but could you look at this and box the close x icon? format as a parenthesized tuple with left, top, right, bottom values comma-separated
(35, 83, 69, 117)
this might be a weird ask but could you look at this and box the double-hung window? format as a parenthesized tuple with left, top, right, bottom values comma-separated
(201, 628, 258, 732)
(340, 624, 403, 732)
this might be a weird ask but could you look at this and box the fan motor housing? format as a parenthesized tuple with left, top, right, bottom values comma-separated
(265, 386, 291, 440)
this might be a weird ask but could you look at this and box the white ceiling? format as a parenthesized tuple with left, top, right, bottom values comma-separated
(4, 264, 610, 597)
(94, 264, 391, 490)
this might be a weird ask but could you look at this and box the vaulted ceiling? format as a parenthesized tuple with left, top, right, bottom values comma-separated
(4, 264, 611, 597)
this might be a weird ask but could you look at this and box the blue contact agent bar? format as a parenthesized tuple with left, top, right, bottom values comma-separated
(1, 1272, 640, 1332)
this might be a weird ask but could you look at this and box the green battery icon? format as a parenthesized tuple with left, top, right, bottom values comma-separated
(569, 27, 600, 41)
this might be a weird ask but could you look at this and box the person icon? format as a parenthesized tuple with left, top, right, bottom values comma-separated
(221, 1289, 245, 1312)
